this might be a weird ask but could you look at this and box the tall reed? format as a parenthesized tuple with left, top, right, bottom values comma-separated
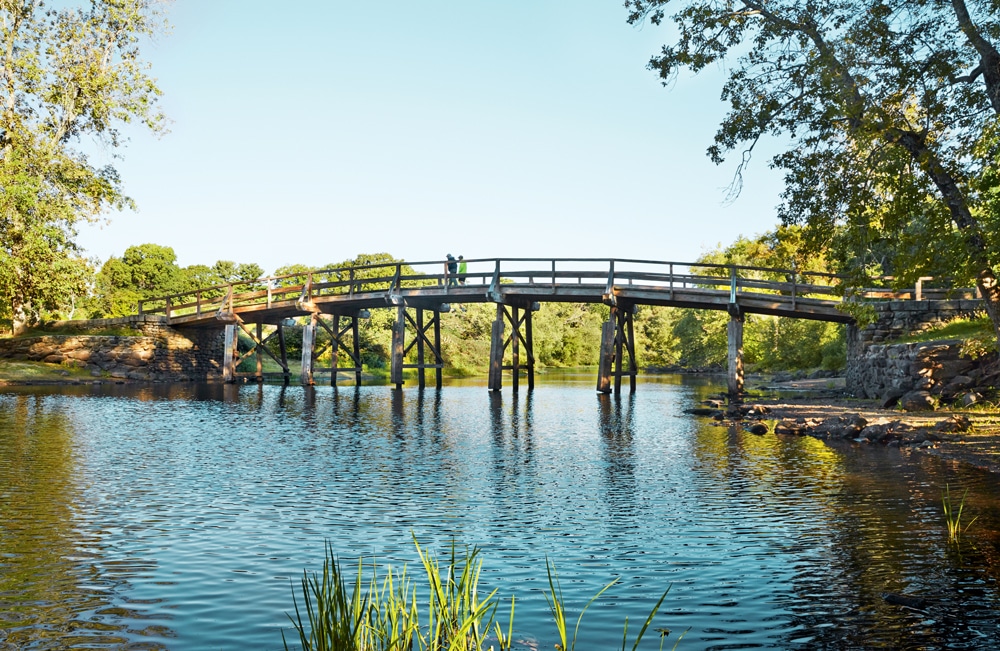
(943, 484, 979, 543)
(285, 539, 680, 651)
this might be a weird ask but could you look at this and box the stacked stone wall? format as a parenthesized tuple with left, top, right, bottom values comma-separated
(853, 299, 983, 346)
(0, 315, 225, 381)
(846, 299, 993, 403)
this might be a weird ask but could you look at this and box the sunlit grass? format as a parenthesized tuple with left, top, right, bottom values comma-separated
(284, 538, 684, 651)
(0, 359, 92, 382)
(943, 484, 979, 543)
(895, 316, 992, 344)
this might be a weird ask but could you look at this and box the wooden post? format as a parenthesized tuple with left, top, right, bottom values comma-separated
(416, 309, 426, 389)
(511, 306, 520, 392)
(626, 307, 637, 394)
(525, 307, 535, 390)
(488, 303, 504, 392)
(597, 308, 616, 394)
(727, 311, 745, 397)
(433, 310, 443, 389)
(390, 304, 405, 389)
(300, 314, 316, 386)
(223, 324, 237, 383)
(352, 315, 362, 386)
(277, 323, 290, 385)
(613, 308, 624, 394)
(329, 315, 341, 387)
(255, 322, 264, 381)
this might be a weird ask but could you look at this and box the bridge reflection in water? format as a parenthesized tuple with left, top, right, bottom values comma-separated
(136, 257, 964, 396)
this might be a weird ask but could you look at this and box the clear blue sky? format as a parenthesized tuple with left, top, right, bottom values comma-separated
(76, 0, 788, 276)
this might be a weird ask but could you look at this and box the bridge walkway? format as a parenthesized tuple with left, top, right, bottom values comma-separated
(136, 258, 967, 394)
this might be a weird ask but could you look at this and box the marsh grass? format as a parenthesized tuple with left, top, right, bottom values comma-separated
(285, 540, 681, 651)
(943, 484, 979, 543)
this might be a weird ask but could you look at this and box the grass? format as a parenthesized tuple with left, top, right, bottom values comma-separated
(0, 359, 93, 383)
(943, 484, 979, 543)
(285, 538, 684, 651)
(14, 325, 143, 338)
(895, 316, 993, 344)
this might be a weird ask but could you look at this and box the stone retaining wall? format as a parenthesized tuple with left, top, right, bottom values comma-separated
(846, 299, 994, 404)
(0, 315, 225, 381)
(853, 299, 983, 346)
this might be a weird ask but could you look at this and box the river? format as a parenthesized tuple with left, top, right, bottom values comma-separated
(1, 375, 999, 650)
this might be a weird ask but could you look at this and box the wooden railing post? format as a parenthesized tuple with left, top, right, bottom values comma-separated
(791, 263, 797, 309)
(165, 297, 172, 319)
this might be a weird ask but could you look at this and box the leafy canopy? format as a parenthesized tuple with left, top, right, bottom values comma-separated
(626, 0, 1000, 292)
(0, 0, 167, 328)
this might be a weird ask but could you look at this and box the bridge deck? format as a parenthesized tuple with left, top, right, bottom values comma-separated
(137, 257, 965, 327)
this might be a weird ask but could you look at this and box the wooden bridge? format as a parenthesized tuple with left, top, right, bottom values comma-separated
(137, 257, 963, 395)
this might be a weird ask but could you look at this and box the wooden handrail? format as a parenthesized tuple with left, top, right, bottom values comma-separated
(134, 257, 976, 318)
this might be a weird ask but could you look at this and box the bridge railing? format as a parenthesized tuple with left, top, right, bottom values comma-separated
(136, 257, 971, 319)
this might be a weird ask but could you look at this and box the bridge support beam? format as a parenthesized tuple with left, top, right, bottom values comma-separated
(222, 318, 291, 384)
(488, 302, 537, 392)
(727, 306, 745, 398)
(223, 323, 237, 383)
(597, 304, 637, 394)
(305, 312, 366, 387)
(390, 305, 446, 390)
(301, 315, 316, 385)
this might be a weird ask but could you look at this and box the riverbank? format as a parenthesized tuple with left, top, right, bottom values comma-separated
(740, 377, 1000, 474)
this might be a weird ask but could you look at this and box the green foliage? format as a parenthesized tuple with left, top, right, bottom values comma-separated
(626, 0, 1000, 341)
(752, 318, 846, 372)
(672, 310, 728, 368)
(0, 1, 167, 330)
(837, 301, 878, 328)
(89, 243, 264, 317)
(633, 306, 682, 368)
(531, 303, 604, 367)
(90, 243, 181, 317)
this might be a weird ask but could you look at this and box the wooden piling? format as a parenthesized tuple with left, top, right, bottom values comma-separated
(223, 324, 237, 383)
(277, 323, 290, 384)
(488, 304, 505, 392)
(390, 304, 405, 389)
(597, 309, 616, 394)
(511, 305, 520, 393)
(525, 307, 535, 390)
(727, 311, 745, 397)
(300, 315, 316, 386)
(329, 315, 341, 387)
(417, 309, 426, 389)
(255, 323, 264, 381)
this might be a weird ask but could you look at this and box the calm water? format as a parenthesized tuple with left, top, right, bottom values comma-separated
(2, 375, 1000, 650)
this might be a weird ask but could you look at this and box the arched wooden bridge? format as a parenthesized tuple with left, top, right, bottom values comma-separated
(136, 257, 965, 394)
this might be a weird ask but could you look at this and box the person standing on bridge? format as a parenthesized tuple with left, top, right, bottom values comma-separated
(458, 255, 467, 284)
(446, 254, 458, 286)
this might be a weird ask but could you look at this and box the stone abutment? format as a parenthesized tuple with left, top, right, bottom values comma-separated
(0, 315, 225, 381)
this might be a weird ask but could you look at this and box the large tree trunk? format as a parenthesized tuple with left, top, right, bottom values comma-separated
(890, 129, 1000, 345)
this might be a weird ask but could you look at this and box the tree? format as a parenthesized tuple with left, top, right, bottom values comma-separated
(626, 0, 1000, 346)
(0, 1, 166, 331)
(91, 243, 182, 317)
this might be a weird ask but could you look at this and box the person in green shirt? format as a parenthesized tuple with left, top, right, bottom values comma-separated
(458, 256, 467, 284)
